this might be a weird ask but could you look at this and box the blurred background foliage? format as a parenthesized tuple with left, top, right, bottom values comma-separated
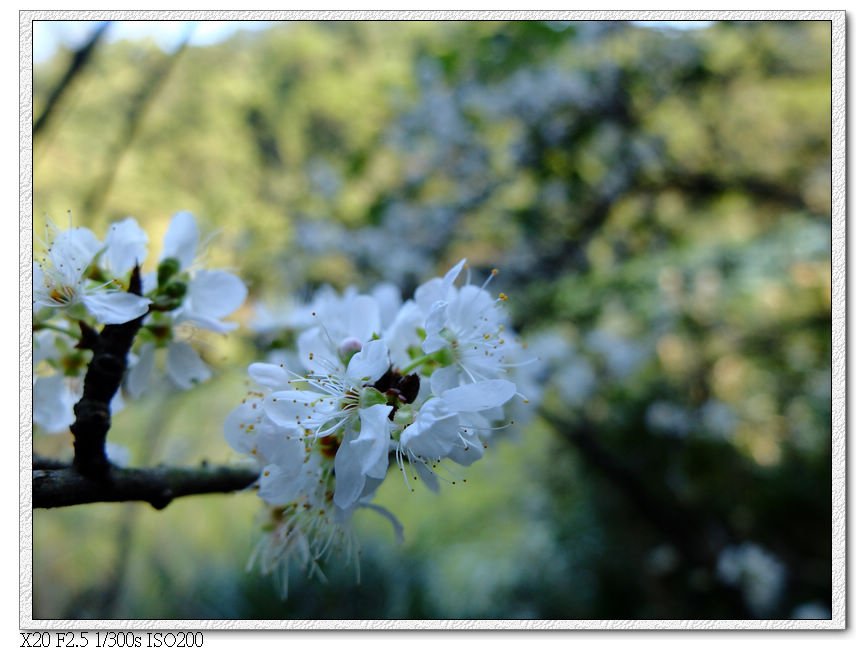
(32, 19, 832, 620)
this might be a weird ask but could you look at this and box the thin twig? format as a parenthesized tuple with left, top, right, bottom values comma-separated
(82, 29, 191, 217)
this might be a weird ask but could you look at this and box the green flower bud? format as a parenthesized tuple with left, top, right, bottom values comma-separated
(152, 295, 183, 312)
(164, 280, 187, 299)
(157, 257, 181, 287)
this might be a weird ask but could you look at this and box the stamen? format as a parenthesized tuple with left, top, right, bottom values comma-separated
(480, 268, 499, 291)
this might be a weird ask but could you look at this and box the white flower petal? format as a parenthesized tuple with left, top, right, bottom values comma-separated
(383, 300, 424, 367)
(346, 339, 389, 383)
(82, 292, 150, 325)
(104, 217, 148, 277)
(446, 430, 484, 467)
(400, 398, 459, 459)
(166, 341, 211, 389)
(105, 442, 131, 468)
(333, 429, 367, 510)
(359, 475, 386, 501)
(371, 283, 402, 327)
(140, 271, 158, 295)
(126, 342, 155, 399)
(175, 311, 239, 334)
(110, 389, 125, 415)
(160, 211, 199, 269)
(441, 380, 516, 412)
(443, 258, 467, 286)
(186, 270, 247, 321)
(264, 390, 336, 430)
(425, 300, 448, 333)
(224, 401, 264, 455)
(413, 260, 465, 312)
(430, 366, 461, 396)
(33, 375, 78, 434)
(49, 227, 101, 284)
(347, 295, 381, 341)
(34, 330, 63, 365)
(421, 301, 449, 354)
(297, 328, 339, 374)
(32, 263, 47, 303)
(413, 460, 440, 493)
(414, 278, 446, 313)
(352, 404, 392, 479)
(248, 362, 291, 390)
(448, 285, 495, 330)
(421, 333, 448, 355)
(256, 429, 306, 470)
(258, 463, 302, 506)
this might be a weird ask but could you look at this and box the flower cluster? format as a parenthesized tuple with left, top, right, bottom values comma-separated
(33, 212, 247, 434)
(226, 260, 530, 586)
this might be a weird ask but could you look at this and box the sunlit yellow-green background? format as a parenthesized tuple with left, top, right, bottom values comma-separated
(32, 20, 832, 620)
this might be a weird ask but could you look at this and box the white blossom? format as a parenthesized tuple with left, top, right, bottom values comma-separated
(33, 373, 124, 434)
(34, 226, 150, 325)
(103, 217, 149, 277)
(121, 212, 246, 397)
(227, 259, 532, 585)
(33, 374, 79, 434)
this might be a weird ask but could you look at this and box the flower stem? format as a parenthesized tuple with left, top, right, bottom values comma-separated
(400, 351, 438, 374)
(33, 321, 81, 339)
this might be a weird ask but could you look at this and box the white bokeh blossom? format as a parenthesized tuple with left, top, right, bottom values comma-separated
(717, 542, 786, 617)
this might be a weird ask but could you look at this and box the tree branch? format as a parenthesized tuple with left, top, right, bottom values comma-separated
(541, 408, 749, 616)
(541, 409, 731, 566)
(70, 268, 146, 479)
(33, 22, 110, 139)
(33, 462, 259, 510)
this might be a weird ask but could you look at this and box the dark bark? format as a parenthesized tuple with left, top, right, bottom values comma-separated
(33, 462, 259, 510)
(547, 409, 741, 558)
(542, 409, 750, 616)
(70, 268, 145, 478)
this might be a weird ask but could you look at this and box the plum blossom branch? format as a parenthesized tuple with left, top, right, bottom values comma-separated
(34, 212, 248, 474)
(33, 462, 259, 510)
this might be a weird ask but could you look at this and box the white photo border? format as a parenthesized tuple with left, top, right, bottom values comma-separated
(19, 8, 847, 631)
